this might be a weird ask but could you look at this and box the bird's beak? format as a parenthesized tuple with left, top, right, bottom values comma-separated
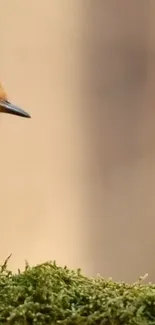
(0, 100, 31, 118)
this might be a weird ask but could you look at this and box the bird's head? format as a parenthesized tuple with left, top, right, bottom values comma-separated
(0, 82, 31, 118)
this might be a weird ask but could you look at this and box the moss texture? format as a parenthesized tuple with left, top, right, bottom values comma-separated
(0, 257, 154, 324)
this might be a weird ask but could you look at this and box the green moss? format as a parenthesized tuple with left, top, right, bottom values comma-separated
(0, 257, 154, 324)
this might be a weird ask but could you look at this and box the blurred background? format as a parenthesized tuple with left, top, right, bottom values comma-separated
(0, 0, 155, 282)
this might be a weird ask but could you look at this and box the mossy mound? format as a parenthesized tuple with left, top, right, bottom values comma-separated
(0, 258, 155, 324)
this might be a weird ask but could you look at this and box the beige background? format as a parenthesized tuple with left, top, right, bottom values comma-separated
(0, 0, 155, 282)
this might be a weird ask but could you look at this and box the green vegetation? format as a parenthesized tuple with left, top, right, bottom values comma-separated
(0, 256, 154, 324)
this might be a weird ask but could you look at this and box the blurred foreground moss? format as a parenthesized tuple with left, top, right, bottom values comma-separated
(0, 257, 155, 324)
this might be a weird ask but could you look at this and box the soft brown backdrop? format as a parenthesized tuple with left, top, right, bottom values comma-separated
(0, 0, 155, 282)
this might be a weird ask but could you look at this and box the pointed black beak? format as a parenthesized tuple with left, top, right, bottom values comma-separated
(0, 100, 31, 118)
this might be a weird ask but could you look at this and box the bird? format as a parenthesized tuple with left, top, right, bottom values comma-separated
(0, 82, 31, 118)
